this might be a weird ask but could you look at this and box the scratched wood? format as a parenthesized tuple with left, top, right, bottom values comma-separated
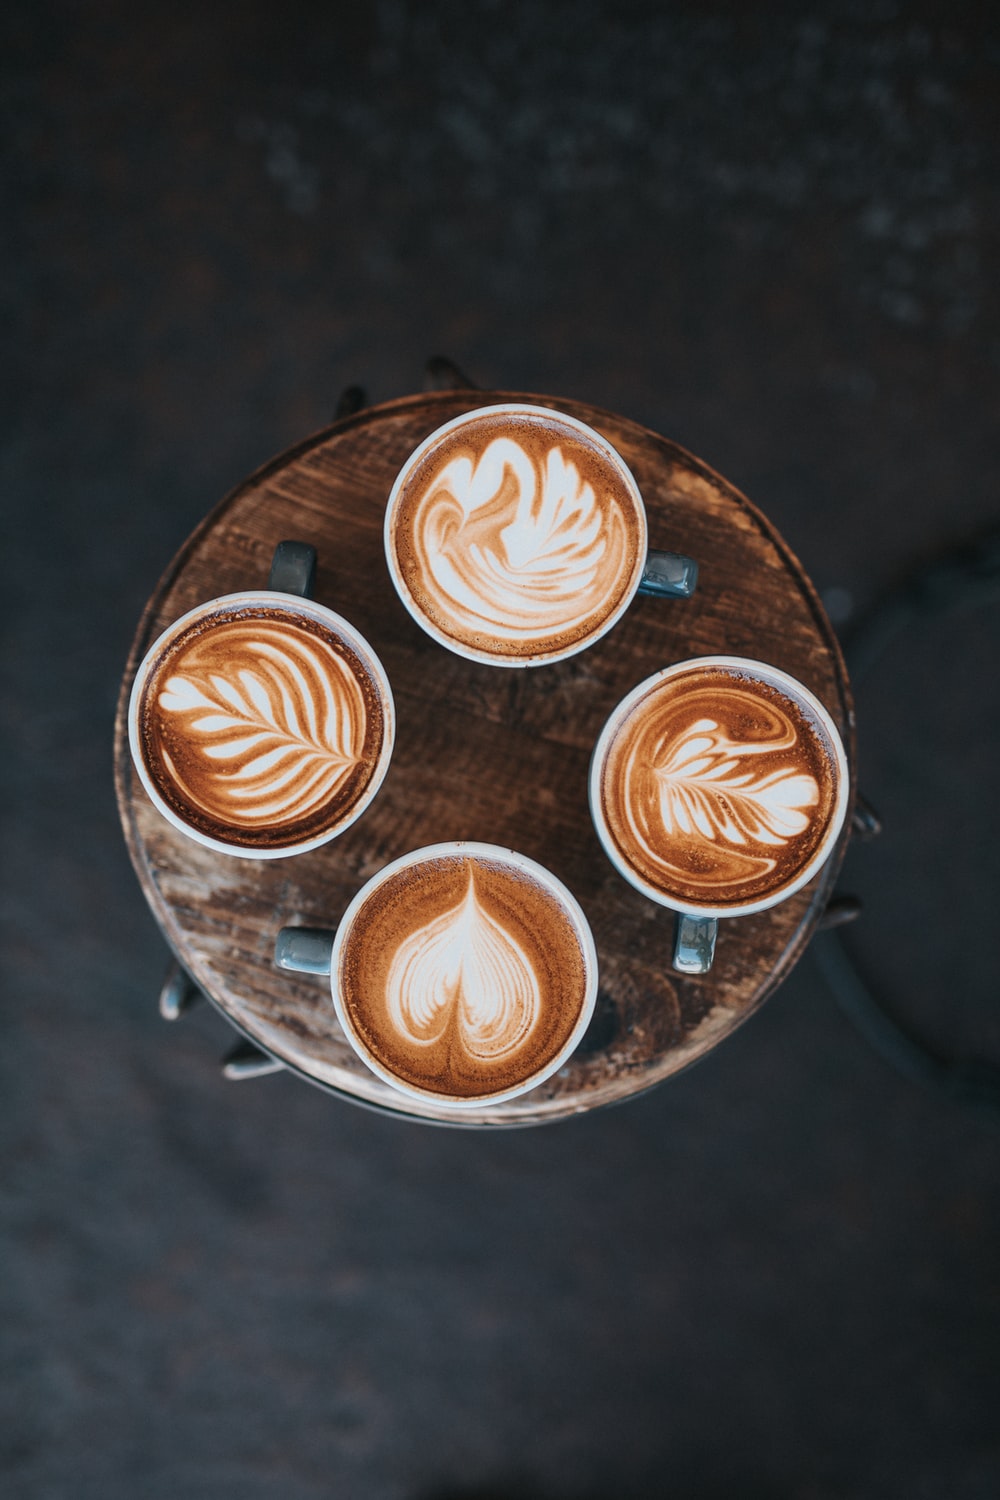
(114, 390, 856, 1126)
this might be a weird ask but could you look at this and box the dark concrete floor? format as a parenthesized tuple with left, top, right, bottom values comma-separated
(3, 2, 999, 1496)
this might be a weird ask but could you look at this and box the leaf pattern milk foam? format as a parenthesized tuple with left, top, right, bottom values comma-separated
(137, 603, 389, 852)
(597, 666, 842, 910)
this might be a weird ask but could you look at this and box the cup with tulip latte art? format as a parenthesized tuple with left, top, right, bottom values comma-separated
(128, 543, 395, 858)
(589, 658, 850, 974)
(274, 843, 598, 1108)
(384, 404, 699, 667)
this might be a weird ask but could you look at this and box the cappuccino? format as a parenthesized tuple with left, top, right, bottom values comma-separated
(385, 405, 647, 666)
(129, 595, 394, 857)
(590, 659, 848, 917)
(332, 844, 598, 1105)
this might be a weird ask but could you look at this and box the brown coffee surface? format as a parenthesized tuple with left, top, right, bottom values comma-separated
(337, 853, 591, 1100)
(597, 666, 839, 909)
(138, 604, 386, 850)
(389, 408, 645, 660)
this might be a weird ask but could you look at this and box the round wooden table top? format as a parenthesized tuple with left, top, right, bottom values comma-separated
(114, 389, 855, 1126)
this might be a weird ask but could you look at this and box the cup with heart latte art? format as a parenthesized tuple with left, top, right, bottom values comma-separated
(384, 404, 699, 667)
(275, 843, 598, 1108)
(128, 542, 395, 859)
(589, 658, 850, 973)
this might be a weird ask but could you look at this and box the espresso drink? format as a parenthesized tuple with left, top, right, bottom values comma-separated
(385, 405, 646, 665)
(593, 662, 845, 913)
(133, 599, 391, 854)
(335, 848, 594, 1103)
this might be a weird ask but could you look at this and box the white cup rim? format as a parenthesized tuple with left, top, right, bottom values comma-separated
(589, 656, 851, 917)
(329, 840, 599, 1108)
(127, 590, 396, 860)
(383, 403, 649, 668)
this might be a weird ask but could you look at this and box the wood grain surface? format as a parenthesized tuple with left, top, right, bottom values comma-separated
(114, 390, 856, 1126)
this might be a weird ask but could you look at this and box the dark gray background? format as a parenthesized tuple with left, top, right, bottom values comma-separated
(3, 2, 999, 1497)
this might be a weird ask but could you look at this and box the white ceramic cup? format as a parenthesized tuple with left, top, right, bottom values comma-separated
(589, 656, 850, 973)
(383, 403, 698, 668)
(124, 546, 389, 864)
(275, 841, 599, 1109)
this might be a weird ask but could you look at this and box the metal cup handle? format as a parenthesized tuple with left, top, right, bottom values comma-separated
(673, 913, 718, 974)
(274, 927, 336, 976)
(638, 550, 699, 599)
(269, 540, 317, 599)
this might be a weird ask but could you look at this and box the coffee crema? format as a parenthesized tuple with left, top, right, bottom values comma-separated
(136, 602, 389, 852)
(594, 665, 843, 911)
(386, 406, 646, 664)
(336, 851, 592, 1101)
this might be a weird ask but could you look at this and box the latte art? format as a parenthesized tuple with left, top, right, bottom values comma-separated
(651, 712, 820, 864)
(594, 665, 843, 911)
(134, 601, 391, 853)
(157, 624, 365, 828)
(409, 438, 628, 648)
(386, 872, 540, 1061)
(387, 407, 645, 664)
(336, 850, 594, 1102)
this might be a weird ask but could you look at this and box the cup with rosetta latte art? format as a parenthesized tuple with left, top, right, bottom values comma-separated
(128, 542, 395, 859)
(274, 843, 598, 1108)
(384, 404, 699, 667)
(589, 658, 850, 973)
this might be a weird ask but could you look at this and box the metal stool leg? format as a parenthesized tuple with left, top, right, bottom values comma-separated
(157, 962, 283, 1081)
(158, 962, 205, 1021)
(423, 355, 477, 391)
(221, 1039, 285, 1081)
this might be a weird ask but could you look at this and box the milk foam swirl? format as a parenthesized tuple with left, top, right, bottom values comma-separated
(598, 671, 838, 908)
(392, 413, 642, 659)
(646, 716, 819, 859)
(153, 619, 367, 833)
(384, 870, 540, 1062)
(336, 849, 594, 1101)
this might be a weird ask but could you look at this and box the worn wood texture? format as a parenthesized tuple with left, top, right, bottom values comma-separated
(114, 391, 856, 1126)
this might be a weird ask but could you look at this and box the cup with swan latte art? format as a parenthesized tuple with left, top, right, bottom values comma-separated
(128, 545, 395, 859)
(589, 657, 850, 974)
(275, 843, 598, 1108)
(384, 403, 699, 668)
